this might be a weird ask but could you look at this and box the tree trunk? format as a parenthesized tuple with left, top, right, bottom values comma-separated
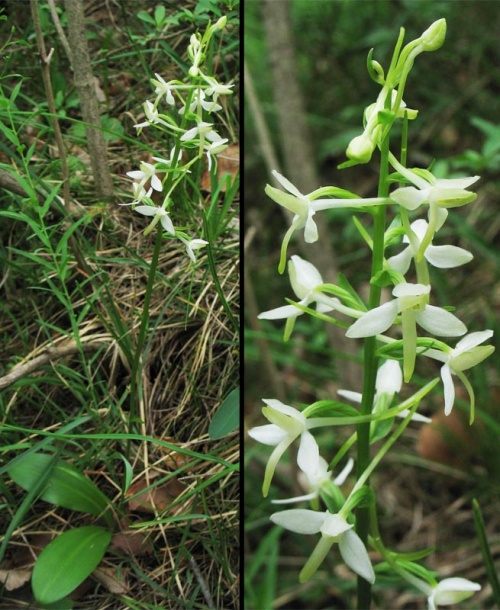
(261, 0, 359, 388)
(63, 0, 113, 198)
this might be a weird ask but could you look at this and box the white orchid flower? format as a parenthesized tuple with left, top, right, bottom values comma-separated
(151, 73, 181, 107)
(247, 399, 320, 497)
(201, 74, 234, 101)
(133, 205, 175, 235)
(346, 283, 467, 382)
(389, 154, 479, 259)
(258, 256, 355, 328)
(265, 170, 389, 272)
(272, 456, 354, 505)
(338, 359, 431, 423)
(126, 161, 163, 192)
(134, 100, 170, 130)
(179, 88, 222, 115)
(270, 509, 375, 584)
(181, 121, 218, 142)
(179, 237, 209, 263)
(346, 283, 466, 339)
(204, 137, 229, 171)
(426, 330, 494, 417)
(387, 218, 473, 275)
(425, 577, 481, 610)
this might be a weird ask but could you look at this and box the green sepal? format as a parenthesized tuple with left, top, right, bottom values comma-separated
(366, 48, 385, 84)
(304, 400, 360, 418)
(343, 485, 376, 514)
(371, 268, 404, 288)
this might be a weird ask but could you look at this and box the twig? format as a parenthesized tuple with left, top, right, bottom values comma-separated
(0, 340, 109, 391)
(188, 555, 216, 610)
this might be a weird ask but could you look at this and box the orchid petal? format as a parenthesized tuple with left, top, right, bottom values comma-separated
(424, 245, 473, 268)
(247, 424, 287, 446)
(416, 306, 467, 337)
(346, 301, 399, 338)
(339, 529, 375, 584)
(453, 329, 493, 352)
(258, 305, 304, 320)
(271, 170, 305, 198)
(440, 363, 455, 416)
(297, 430, 320, 475)
(391, 186, 428, 210)
(270, 509, 326, 534)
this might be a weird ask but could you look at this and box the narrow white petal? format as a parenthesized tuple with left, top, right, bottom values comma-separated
(297, 431, 320, 474)
(416, 306, 467, 337)
(339, 529, 375, 584)
(262, 399, 305, 421)
(247, 424, 287, 446)
(333, 458, 354, 485)
(271, 170, 305, 198)
(346, 301, 398, 338)
(435, 176, 480, 190)
(337, 389, 362, 403)
(390, 186, 428, 210)
(270, 509, 325, 534)
(432, 577, 481, 605)
(387, 247, 413, 274)
(304, 213, 319, 243)
(453, 330, 493, 353)
(425, 245, 473, 268)
(440, 363, 455, 416)
(290, 256, 324, 291)
(272, 491, 318, 504)
(393, 283, 430, 297)
(160, 213, 175, 234)
(135, 205, 159, 217)
(258, 305, 303, 320)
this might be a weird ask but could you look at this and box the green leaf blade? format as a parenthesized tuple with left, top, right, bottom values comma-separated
(32, 525, 112, 605)
(209, 387, 239, 439)
(8, 453, 112, 524)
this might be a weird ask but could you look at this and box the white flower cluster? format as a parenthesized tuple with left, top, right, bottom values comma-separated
(250, 17, 491, 609)
(122, 17, 233, 263)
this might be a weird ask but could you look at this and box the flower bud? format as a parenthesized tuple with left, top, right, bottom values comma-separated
(421, 18, 446, 51)
(346, 133, 375, 164)
(213, 16, 227, 31)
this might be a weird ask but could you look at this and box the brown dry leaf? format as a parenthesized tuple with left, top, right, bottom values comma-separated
(93, 566, 130, 595)
(111, 528, 151, 557)
(200, 143, 239, 192)
(126, 476, 187, 514)
(0, 567, 32, 591)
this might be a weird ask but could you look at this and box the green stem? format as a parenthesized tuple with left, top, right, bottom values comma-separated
(127, 225, 163, 446)
(356, 124, 390, 610)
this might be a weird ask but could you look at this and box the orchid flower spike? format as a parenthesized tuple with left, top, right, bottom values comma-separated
(270, 509, 375, 584)
(272, 456, 354, 505)
(346, 283, 467, 382)
(426, 330, 495, 420)
(389, 154, 479, 260)
(387, 218, 473, 275)
(258, 256, 357, 340)
(339, 359, 431, 423)
(265, 170, 389, 272)
(247, 399, 320, 497)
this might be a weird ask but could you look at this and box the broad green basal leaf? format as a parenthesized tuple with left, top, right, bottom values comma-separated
(209, 387, 239, 439)
(8, 452, 112, 525)
(32, 525, 112, 605)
